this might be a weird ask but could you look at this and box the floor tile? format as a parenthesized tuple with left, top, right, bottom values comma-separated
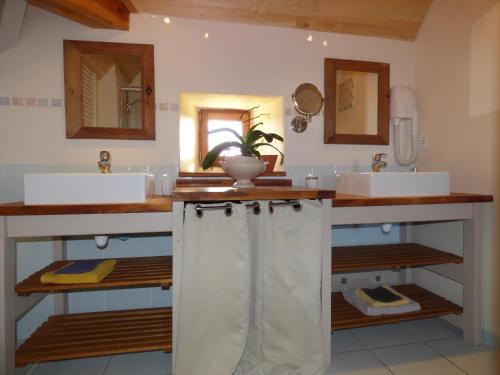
(327, 350, 392, 375)
(372, 342, 465, 375)
(427, 338, 500, 375)
(105, 351, 172, 375)
(331, 330, 365, 353)
(350, 323, 420, 349)
(398, 318, 461, 342)
(31, 357, 109, 375)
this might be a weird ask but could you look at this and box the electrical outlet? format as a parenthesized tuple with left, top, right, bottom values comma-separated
(417, 138, 429, 149)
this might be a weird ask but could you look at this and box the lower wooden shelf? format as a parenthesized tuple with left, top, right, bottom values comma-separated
(16, 307, 172, 367)
(332, 243, 462, 273)
(332, 284, 462, 331)
(16, 256, 173, 296)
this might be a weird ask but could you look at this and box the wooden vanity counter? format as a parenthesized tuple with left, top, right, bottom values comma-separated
(332, 192, 493, 207)
(0, 196, 173, 216)
(171, 186, 335, 202)
(0, 191, 493, 216)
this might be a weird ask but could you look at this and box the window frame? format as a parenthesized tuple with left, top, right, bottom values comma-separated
(198, 108, 251, 164)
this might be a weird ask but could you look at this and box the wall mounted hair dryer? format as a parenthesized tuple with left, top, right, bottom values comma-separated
(390, 86, 418, 166)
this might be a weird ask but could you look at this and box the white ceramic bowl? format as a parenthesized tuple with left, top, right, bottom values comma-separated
(221, 156, 267, 188)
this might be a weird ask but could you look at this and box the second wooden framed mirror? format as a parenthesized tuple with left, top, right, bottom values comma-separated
(64, 40, 155, 140)
(324, 58, 390, 145)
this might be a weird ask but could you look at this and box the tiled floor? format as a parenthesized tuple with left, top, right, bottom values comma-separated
(28, 319, 499, 375)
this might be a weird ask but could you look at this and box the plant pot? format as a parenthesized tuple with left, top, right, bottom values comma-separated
(261, 155, 278, 173)
(221, 156, 267, 188)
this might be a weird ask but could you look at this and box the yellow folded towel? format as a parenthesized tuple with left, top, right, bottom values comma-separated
(355, 285, 410, 307)
(40, 259, 117, 284)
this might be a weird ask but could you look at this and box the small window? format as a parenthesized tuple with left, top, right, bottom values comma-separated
(198, 108, 250, 162)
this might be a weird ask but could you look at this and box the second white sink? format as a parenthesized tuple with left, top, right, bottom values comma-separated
(24, 173, 152, 205)
(335, 172, 450, 197)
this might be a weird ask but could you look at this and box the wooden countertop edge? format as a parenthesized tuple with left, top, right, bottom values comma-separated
(0, 196, 173, 216)
(332, 193, 494, 207)
(0, 192, 493, 216)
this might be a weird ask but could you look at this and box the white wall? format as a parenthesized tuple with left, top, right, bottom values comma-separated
(0, 6, 415, 170)
(415, 0, 500, 344)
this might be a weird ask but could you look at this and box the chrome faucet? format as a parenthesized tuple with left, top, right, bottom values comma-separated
(372, 153, 388, 172)
(98, 151, 111, 174)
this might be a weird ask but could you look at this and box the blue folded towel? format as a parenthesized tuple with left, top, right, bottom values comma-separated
(54, 260, 102, 275)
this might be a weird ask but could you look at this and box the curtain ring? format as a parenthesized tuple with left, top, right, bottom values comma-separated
(252, 202, 261, 215)
(292, 202, 302, 212)
(224, 202, 233, 217)
(195, 204, 203, 218)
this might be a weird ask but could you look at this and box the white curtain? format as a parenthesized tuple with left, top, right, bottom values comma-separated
(175, 201, 326, 375)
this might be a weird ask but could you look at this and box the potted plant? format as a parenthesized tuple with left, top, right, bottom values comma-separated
(202, 123, 284, 188)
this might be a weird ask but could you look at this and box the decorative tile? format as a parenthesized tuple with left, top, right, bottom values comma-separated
(159, 102, 169, 111)
(328, 350, 392, 375)
(51, 98, 63, 107)
(372, 342, 465, 375)
(0, 96, 10, 105)
(38, 98, 49, 107)
(25, 97, 37, 106)
(168, 102, 179, 111)
(351, 324, 420, 349)
(427, 338, 500, 375)
(12, 97, 23, 106)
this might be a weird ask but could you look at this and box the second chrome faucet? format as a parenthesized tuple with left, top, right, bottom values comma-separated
(372, 153, 388, 172)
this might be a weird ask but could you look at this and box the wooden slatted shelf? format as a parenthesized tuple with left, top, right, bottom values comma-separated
(16, 256, 173, 296)
(332, 243, 462, 273)
(16, 307, 172, 367)
(332, 284, 462, 330)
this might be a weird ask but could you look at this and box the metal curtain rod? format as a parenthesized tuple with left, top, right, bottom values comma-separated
(194, 200, 302, 218)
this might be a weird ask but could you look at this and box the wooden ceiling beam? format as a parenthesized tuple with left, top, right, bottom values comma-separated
(131, 0, 433, 40)
(28, 0, 130, 30)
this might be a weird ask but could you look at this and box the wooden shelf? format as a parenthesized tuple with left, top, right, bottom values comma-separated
(332, 284, 462, 331)
(16, 256, 172, 296)
(16, 307, 172, 367)
(332, 243, 462, 273)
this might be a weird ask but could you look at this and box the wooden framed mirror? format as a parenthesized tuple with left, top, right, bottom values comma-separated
(64, 40, 155, 140)
(324, 58, 389, 145)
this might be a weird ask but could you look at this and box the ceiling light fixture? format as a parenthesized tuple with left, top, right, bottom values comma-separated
(163, 17, 171, 24)
(204, 32, 210, 39)
(307, 34, 314, 42)
(322, 40, 328, 47)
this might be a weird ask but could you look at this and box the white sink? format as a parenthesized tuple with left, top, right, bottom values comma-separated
(24, 173, 151, 205)
(335, 172, 450, 197)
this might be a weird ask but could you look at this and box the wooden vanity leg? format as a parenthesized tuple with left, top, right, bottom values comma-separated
(0, 216, 16, 375)
(463, 203, 482, 345)
(171, 201, 184, 372)
(321, 199, 332, 365)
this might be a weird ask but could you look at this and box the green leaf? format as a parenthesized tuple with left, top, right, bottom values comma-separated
(252, 143, 285, 164)
(202, 142, 244, 170)
(207, 127, 244, 143)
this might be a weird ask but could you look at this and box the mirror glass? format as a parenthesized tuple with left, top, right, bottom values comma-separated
(292, 83, 323, 117)
(64, 40, 155, 140)
(324, 58, 390, 145)
(335, 70, 378, 135)
(81, 54, 142, 129)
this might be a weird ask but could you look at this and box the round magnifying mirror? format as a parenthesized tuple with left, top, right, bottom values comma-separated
(292, 83, 324, 120)
(290, 116, 308, 133)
